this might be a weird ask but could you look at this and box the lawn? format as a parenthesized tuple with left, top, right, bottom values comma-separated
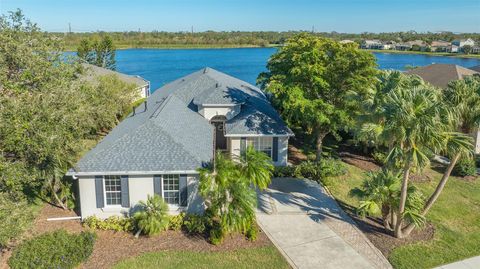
(113, 246, 290, 269)
(326, 162, 480, 269)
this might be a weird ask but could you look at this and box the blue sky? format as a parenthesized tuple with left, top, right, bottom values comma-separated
(1, 0, 479, 33)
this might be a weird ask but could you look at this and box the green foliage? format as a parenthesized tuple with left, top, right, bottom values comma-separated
(183, 214, 209, 235)
(272, 165, 296, 177)
(452, 157, 477, 177)
(168, 213, 185, 231)
(8, 230, 96, 269)
(0, 194, 39, 248)
(258, 33, 377, 159)
(77, 35, 116, 70)
(0, 10, 139, 209)
(82, 215, 134, 232)
(372, 150, 388, 165)
(294, 159, 347, 182)
(198, 148, 274, 243)
(133, 195, 170, 236)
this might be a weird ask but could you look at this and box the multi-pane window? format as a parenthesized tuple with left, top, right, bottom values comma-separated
(163, 174, 179, 205)
(247, 137, 273, 158)
(104, 175, 122, 206)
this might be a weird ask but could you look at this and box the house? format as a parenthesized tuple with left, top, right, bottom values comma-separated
(381, 41, 396, 50)
(395, 42, 412, 51)
(431, 41, 456, 52)
(67, 68, 293, 219)
(452, 38, 475, 48)
(361, 40, 384, 49)
(406, 64, 480, 154)
(81, 63, 150, 99)
(340, 39, 355, 44)
(471, 46, 480, 54)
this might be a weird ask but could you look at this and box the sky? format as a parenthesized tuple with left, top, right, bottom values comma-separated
(1, 0, 479, 33)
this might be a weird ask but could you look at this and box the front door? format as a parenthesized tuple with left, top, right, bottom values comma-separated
(213, 121, 227, 150)
(211, 116, 227, 151)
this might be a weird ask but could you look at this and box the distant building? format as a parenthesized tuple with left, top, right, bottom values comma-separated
(381, 41, 396, 50)
(395, 42, 412, 51)
(340, 39, 355, 44)
(452, 38, 475, 48)
(471, 46, 480, 54)
(431, 41, 452, 52)
(361, 40, 384, 49)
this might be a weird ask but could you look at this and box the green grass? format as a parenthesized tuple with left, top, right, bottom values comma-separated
(113, 246, 290, 269)
(326, 163, 480, 269)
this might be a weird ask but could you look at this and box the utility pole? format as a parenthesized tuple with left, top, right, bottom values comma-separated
(68, 23, 71, 34)
(191, 26, 194, 34)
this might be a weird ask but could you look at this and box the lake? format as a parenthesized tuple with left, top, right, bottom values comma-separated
(113, 48, 480, 92)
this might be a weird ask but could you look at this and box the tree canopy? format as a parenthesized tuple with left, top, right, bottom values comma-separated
(77, 35, 116, 70)
(258, 33, 378, 160)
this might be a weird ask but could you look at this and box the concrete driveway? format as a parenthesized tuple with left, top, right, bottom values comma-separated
(257, 178, 392, 269)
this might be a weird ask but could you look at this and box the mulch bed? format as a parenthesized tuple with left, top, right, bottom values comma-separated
(3, 204, 272, 269)
(338, 152, 381, 172)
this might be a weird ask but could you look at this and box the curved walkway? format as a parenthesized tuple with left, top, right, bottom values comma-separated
(257, 178, 392, 269)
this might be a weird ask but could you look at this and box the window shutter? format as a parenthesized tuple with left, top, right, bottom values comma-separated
(272, 137, 279, 162)
(179, 174, 188, 207)
(240, 137, 247, 158)
(153, 175, 162, 197)
(95, 176, 104, 208)
(121, 175, 130, 208)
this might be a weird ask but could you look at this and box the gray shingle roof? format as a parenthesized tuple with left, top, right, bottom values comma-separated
(406, 64, 479, 89)
(72, 67, 291, 174)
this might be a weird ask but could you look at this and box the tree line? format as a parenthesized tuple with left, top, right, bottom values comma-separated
(55, 31, 480, 49)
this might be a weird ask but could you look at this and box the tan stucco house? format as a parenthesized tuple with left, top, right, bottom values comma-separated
(67, 68, 293, 219)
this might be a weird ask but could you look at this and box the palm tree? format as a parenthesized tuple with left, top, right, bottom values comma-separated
(358, 71, 452, 238)
(350, 170, 425, 233)
(198, 147, 273, 240)
(133, 194, 169, 237)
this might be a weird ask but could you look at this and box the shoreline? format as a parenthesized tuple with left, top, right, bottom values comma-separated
(64, 44, 480, 59)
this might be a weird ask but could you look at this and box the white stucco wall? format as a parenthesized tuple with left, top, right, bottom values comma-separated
(227, 136, 289, 166)
(77, 174, 203, 219)
(198, 105, 241, 121)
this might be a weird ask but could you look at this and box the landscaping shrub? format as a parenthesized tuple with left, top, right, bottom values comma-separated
(273, 165, 296, 178)
(476, 155, 480, 168)
(82, 215, 134, 232)
(372, 150, 387, 165)
(8, 230, 96, 269)
(183, 214, 209, 234)
(133, 195, 170, 236)
(0, 194, 38, 248)
(168, 212, 185, 231)
(453, 157, 477, 177)
(294, 158, 347, 182)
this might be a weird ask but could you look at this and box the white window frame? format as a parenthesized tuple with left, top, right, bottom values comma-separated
(247, 137, 273, 158)
(162, 174, 180, 206)
(103, 175, 122, 208)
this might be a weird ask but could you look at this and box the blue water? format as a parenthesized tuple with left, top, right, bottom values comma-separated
(112, 48, 480, 92)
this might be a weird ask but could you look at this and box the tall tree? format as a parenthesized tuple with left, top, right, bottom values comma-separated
(258, 33, 378, 160)
(358, 71, 473, 238)
(76, 35, 116, 70)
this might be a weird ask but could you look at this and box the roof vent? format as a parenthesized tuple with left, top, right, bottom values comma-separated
(203, 68, 208, 74)
(215, 82, 219, 88)
(144, 100, 147, 112)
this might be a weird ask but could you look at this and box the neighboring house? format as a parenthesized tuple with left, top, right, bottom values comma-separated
(452, 38, 475, 48)
(406, 64, 480, 154)
(381, 41, 396, 50)
(361, 40, 384, 49)
(81, 63, 150, 99)
(395, 42, 412, 51)
(67, 67, 293, 219)
(340, 39, 355, 44)
(471, 46, 480, 54)
(430, 41, 452, 52)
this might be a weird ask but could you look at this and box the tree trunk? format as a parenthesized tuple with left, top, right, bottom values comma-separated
(315, 132, 328, 161)
(53, 191, 67, 210)
(394, 163, 411, 238)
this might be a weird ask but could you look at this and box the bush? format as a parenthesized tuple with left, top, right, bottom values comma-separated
(183, 214, 208, 234)
(273, 165, 296, 178)
(476, 155, 480, 167)
(133, 195, 170, 236)
(245, 224, 258, 241)
(372, 150, 387, 165)
(453, 157, 477, 177)
(0, 194, 38, 248)
(168, 213, 185, 231)
(8, 230, 96, 269)
(82, 215, 134, 232)
(294, 158, 347, 182)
